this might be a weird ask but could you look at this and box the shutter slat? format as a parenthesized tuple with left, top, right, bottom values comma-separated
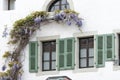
(66, 38, 75, 69)
(58, 40, 65, 70)
(96, 35, 105, 67)
(105, 34, 115, 61)
(29, 41, 38, 72)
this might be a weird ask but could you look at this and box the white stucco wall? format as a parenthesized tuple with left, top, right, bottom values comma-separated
(0, 0, 120, 80)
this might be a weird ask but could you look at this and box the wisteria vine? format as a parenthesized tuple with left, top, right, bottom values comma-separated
(0, 10, 82, 80)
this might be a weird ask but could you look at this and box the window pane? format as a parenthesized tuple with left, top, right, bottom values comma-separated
(10, 0, 15, 10)
(67, 5, 70, 9)
(61, 5, 66, 10)
(89, 48, 94, 57)
(51, 41, 56, 51)
(43, 52, 50, 60)
(51, 7, 55, 12)
(80, 39, 87, 48)
(80, 58, 87, 67)
(48, 0, 70, 12)
(62, 0, 67, 4)
(54, 6, 59, 10)
(89, 58, 94, 67)
(43, 42, 50, 52)
(55, 1, 59, 5)
(52, 61, 56, 69)
(89, 38, 94, 48)
(43, 62, 50, 70)
(52, 52, 56, 60)
(80, 49, 87, 57)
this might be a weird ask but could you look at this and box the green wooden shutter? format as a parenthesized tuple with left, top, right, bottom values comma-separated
(29, 41, 38, 72)
(58, 38, 75, 70)
(105, 34, 115, 61)
(58, 39, 65, 70)
(96, 35, 105, 67)
(66, 38, 75, 69)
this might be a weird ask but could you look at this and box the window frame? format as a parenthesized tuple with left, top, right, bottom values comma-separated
(37, 35, 60, 75)
(79, 37, 94, 68)
(118, 34, 120, 65)
(48, 0, 70, 12)
(112, 30, 120, 70)
(8, 0, 10, 10)
(73, 31, 98, 73)
(42, 0, 74, 12)
(42, 40, 56, 71)
(3, 0, 15, 10)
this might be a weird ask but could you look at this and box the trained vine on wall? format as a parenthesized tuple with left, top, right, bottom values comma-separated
(0, 10, 82, 80)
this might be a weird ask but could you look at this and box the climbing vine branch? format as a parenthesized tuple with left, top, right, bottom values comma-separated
(0, 10, 82, 80)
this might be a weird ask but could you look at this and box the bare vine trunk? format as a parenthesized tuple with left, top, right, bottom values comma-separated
(12, 37, 29, 80)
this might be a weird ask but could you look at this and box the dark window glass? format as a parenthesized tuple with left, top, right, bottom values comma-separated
(8, 0, 15, 10)
(42, 41, 56, 71)
(119, 34, 120, 65)
(48, 0, 70, 12)
(79, 37, 94, 68)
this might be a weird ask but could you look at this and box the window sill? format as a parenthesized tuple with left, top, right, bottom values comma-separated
(36, 70, 59, 76)
(73, 67, 98, 73)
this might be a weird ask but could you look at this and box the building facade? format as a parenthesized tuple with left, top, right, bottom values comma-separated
(0, 0, 120, 80)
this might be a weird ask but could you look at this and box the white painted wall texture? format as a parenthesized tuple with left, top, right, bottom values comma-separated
(0, 0, 120, 80)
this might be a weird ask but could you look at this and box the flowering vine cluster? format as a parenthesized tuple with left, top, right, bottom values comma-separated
(0, 10, 82, 80)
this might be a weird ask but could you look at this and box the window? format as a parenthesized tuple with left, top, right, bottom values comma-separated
(42, 41, 56, 71)
(79, 37, 94, 68)
(3, 0, 15, 10)
(48, 0, 70, 12)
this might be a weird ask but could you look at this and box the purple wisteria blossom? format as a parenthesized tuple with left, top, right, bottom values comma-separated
(54, 12, 66, 21)
(2, 65, 6, 71)
(54, 12, 83, 27)
(66, 20, 71, 26)
(76, 20, 82, 27)
(2, 27, 8, 38)
(34, 17, 42, 24)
